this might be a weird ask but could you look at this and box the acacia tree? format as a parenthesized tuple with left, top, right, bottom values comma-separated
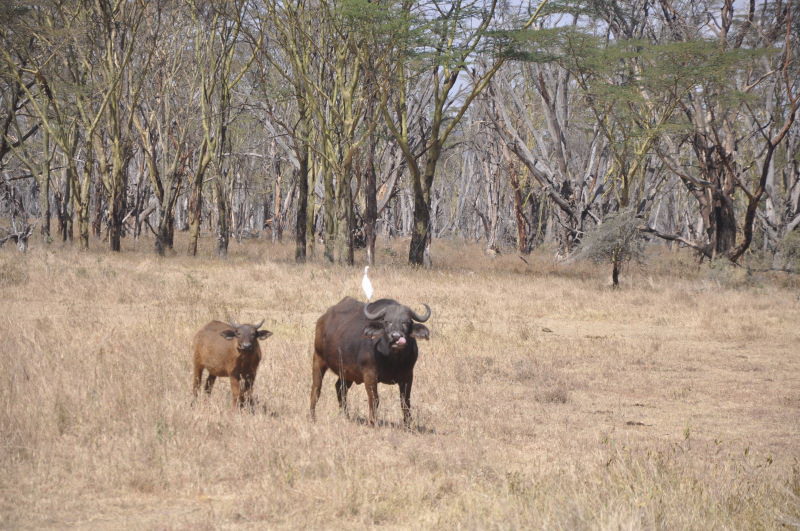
(0, 12, 50, 239)
(724, 1, 798, 261)
(367, 0, 550, 265)
(86, 0, 149, 252)
(488, 0, 797, 262)
(652, 0, 798, 260)
(0, 5, 41, 183)
(484, 60, 605, 251)
(0, 1, 110, 249)
(133, 3, 197, 255)
(186, 0, 260, 257)
(256, 0, 319, 263)
(316, 0, 389, 265)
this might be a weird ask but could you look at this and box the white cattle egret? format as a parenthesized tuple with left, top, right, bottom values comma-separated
(361, 266, 373, 302)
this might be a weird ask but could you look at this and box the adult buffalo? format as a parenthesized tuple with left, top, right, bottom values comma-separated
(310, 297, 431, 426)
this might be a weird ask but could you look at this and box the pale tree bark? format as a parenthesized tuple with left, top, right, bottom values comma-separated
(364, 125, 378, 266)
(81, 0, 150, 252)
(7, 17, 102, 249)
(6, 114, 53, 240)
(306, 4, 370, 266)
(374, 0, 550, 265)
(186, 0, 260, 257)
(257, 0, 318, 263)
(728, 4, 799, 262)
(655, 0, 797, 260)
(484, 71, 593, 243)
(133, 3, 195, 255)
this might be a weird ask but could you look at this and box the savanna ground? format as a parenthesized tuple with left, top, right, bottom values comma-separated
(1, 235, 799, 529)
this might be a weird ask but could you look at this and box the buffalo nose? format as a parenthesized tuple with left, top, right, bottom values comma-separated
(240, 342, 252, 349)
(390, 332, 402, 340)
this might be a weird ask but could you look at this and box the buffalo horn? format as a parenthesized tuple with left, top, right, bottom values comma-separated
(363, 303, 387, 321)
(411, 304, 431, 322)
(254, 319, 265, 329)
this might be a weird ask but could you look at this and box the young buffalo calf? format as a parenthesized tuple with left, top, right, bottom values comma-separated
(192, 320, 272, 409)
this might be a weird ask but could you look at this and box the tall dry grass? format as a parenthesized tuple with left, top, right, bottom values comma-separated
(1, 235, 798, 529)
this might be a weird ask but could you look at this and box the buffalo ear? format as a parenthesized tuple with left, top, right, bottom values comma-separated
(363, 322, 384, 339)
(220, 329, 236, 340)
(257, 329, 273, 340)
(410, 324, 430, 340)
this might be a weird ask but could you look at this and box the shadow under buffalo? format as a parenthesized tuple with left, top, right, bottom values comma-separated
(347, 414, 437, 434)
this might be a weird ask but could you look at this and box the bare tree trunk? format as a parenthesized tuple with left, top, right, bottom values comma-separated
(265, 200, 272, 234)
(75, 156, 91, 250)
(409, 191, 431, 265)
(39, 167, 50, 240)
(213, 175, 229, 257)
(364, 136, 378, 266)
(294, 140, 309, 263)
(34, 130, 53, 240)
(510, 171, 529, 254)
(305, 159, 316, 258)
(713, 188, 737, 256)
(272, 160, 283, 242)
(105, 150, 128, 253)
(322, 162, 335, 263)
(92, 177, 104, 238)
(187, 174, 203, 256)
(108, 186, 124, 252)
(335, 175, 354, 265)
(155, 181, 180, 256)
(409, 152, 437, 266)
(483, 155, 502, 252)
(59, 165, 72, 242)
(155, 194, 177, 256)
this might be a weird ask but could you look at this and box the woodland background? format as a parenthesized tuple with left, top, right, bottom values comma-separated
(1, 0, 799, 271)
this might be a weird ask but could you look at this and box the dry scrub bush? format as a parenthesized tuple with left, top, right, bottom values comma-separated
(0, 237, 798, 528)
(776, 230, 800, 271)
(570, 208, 645, 286)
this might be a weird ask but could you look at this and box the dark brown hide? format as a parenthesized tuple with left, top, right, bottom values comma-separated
(310, 297, 431, 426)
(192, 320, 272, 409)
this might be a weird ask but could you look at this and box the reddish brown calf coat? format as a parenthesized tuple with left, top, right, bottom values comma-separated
(192, 320, 272, 409)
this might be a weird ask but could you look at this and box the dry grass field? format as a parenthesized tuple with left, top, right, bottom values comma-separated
(1, 235, 799, 529)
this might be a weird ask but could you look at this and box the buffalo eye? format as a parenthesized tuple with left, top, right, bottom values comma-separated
(363, 322, 384, 339)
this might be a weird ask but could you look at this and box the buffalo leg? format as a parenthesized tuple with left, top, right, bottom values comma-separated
(335, 378, 353, 416)
(399, 377, 413, 427)
(192, 365, 204, 400)
(240, 374, 255, 411)
(309, 353, 327, 420)
(230, 376, 242, 409)
(204, 374, 217, 394)
(364, 372, 380, 426)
